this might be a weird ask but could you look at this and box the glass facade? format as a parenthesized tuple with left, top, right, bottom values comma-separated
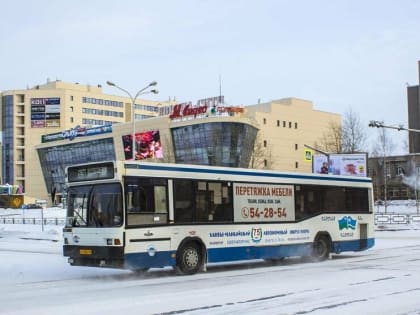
(37, 138, 115, 197)
(2, 95, 14, 184)
(171, 122, 258, 167)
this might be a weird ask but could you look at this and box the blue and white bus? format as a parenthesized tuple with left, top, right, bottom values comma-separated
(63, 161, 374, 274)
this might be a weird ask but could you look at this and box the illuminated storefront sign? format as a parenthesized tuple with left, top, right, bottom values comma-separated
(41, 125, 113, 143)
(170, 103, 207, 119)
(169, 102, 244, 119)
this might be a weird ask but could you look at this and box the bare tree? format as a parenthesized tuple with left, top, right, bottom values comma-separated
(249, 132, 272, 169)
(315, 120, 342, 153)
(371, 127, 394, 157)
(315, 108, 367, 154)
(342, 107, 366, 153)
(371, 128, 394, 212)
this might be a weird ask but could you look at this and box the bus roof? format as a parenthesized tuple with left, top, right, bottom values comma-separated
(124, 161, 372, 185)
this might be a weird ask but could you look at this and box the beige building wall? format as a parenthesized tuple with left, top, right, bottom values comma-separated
(1, 80, 173, 203)
(247, 98, 341, 172)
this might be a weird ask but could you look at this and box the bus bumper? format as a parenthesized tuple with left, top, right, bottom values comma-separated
(63, 245, 125, 269)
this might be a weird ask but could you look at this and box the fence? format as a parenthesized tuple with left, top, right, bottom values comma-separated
(375, 213, 420, 225)
(0, 217, 65, 225)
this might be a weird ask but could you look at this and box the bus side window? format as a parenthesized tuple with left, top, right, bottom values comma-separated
(174, 179, 194, 223)
(173, 179, 233, 224)
(295, 185, 320, 219)
(125, 177, 168, 226)
(305, 190, 319, 213)
(212, 183, 233, 222)
(295, 187, 305, 220)
(324, 187, 345, 212)
(154, 186, 167, 213)
(133, 187, 147, 212)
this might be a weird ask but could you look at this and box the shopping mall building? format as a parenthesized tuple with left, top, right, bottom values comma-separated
(1, 80, 340, 204)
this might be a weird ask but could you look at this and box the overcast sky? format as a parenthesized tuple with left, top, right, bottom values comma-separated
(1, 0, 419, 153)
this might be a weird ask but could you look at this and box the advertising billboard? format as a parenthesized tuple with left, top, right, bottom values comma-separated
(313, 153, 368, 177)
(122, 130, 163, 160)
(30, 97, 61, 128)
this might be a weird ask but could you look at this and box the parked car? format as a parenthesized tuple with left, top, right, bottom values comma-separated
(21, 203, 43, 209)
(374, 200, 385, 206)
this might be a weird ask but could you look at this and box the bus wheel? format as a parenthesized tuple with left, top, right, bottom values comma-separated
(176, 243, 203, 275)
(311, 235, 331, 262)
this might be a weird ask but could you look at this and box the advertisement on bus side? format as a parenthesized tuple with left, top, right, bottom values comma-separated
(233, 183, 295, 222)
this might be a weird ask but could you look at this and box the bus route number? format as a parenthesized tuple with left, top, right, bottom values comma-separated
(242, 207, 287, 219)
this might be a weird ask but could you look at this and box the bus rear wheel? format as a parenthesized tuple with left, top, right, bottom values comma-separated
(176, 243, 203, 275)
(311, 235, 331, 262)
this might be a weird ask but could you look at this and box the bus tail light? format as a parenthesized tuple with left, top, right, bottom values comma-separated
(114, 238, 121, 245)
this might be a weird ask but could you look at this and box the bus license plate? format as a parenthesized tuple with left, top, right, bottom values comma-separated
(80, 249, 92, 255)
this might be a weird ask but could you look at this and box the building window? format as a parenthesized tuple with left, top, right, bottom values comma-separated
(277, 120, 280, 127)
(295, 122, 298, 129)
(263, 118, 266, 125)
(264, 160, 268, 167)
(70, 117, 74, 123)
(70, 95, 74, 101)
(283, 121, 286, 127)
(263, 140, 267, 147)
(295, 144, 298, 150)
(289, 122, 292, 128)
(386, 165, 391, 178)
(396, 166, 405, 176)
(295, 161, 299, 169)
(70, 106, 74, 112)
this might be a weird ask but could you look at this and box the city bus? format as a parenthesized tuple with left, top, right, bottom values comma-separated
(63, 161, 374, 275)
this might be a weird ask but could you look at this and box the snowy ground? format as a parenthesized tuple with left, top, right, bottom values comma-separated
(0, 202, 420, 314)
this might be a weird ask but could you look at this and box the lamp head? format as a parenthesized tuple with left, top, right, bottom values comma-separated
(106, 81, 115, 87)
(150, 89, 159, 94)
(148, 81, 157, 87)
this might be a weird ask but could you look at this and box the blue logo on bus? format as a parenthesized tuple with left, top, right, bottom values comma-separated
(338, 216, 357, 230)
(251, 227, 263, 243)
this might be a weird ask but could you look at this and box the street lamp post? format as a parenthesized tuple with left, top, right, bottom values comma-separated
(106, 81, 158, 160)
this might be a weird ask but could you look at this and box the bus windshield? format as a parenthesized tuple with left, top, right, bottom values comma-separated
(66, 183, 123, 227)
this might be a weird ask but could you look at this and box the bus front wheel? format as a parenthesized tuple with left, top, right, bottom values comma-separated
(311, 235, 331, 262)
(176, 243, 203, 275)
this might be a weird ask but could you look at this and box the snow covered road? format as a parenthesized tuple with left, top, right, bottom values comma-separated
(0, 227, 420, 315)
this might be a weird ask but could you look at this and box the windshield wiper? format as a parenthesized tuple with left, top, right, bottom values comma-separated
(73, 194, 88, 226)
